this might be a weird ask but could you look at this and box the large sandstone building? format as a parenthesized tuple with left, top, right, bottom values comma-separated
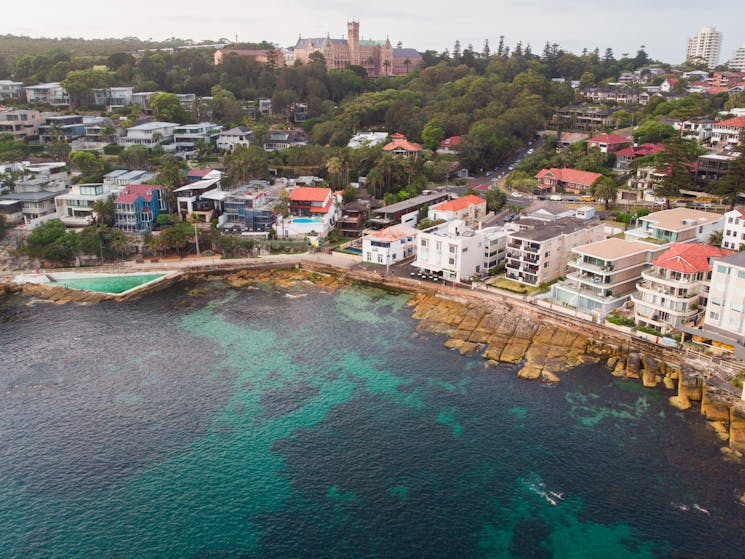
(293, 21, 421, 77)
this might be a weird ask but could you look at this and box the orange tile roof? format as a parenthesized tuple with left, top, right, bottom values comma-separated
(652, 243, 733, 274)
(432, 195, 486, 212)
(715, 116, 745, 128)
(534, 168, 603, 187)
(289, 187, 331, 202)
(588, 133, 630, 145)
(440, 135, 462, 148)
(383, 138, 423, 152)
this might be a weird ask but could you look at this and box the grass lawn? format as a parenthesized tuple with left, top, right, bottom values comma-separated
(487, 277, 540, 294)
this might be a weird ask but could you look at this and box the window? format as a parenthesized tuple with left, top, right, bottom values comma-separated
(717, 265, 729, 275)
(708, 311, 719, 321)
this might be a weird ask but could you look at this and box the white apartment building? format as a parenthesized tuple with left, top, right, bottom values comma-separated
(633, 243, 731, 333)
(0, 80, 24, 100)
(216, 126, 252, 151)
(24, 82, 70, 107)
(722, 208, 745, 250)
(625, 207, 724, 245)
(686, 26, 722, 69)
(362, 224, 418, 266)
(728, 45, 745, 72)
(118, 122, 179, 148)
(55, 182, 123, 227)
(414, 220, 507, 282)
(703, 252, 745, 342)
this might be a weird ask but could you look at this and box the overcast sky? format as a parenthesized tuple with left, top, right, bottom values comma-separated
(6, 0, 745, 65)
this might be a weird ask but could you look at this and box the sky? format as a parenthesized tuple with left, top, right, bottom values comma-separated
(5, 0, 745, 65)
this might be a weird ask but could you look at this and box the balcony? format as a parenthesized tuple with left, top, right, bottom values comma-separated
(570, 258, 613, 275)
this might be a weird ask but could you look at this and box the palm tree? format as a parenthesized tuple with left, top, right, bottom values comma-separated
(366, 167, 384, 199)
(90, 195, 115, 226)
(708, 229, 724, 247)
(383, 60, 391, 75)
(325, 156, 343, 188)
(403, 58, 411, 74)
(591, 177, 618, 210)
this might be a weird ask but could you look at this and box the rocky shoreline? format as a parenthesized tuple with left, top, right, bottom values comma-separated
(3, 261, 745, 460)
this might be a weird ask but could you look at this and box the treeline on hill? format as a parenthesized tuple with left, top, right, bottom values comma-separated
(0, 35, 685, 187)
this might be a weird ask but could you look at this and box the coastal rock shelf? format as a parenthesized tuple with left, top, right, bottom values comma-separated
(411, 293, 598, 383)
(408, 293, 745, 455)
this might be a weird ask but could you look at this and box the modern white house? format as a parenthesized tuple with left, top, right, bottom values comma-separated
(0, 174, 68, 226)
(92, 87, 134, 110)
(54, 182, 123, 227)
(413, 220, 507, 282)
(0, 80, 25, 100)
(118, 122, 179, 148)
(216, 126, 253, 151)
(103, 169, 154, 188)
(24, 82, 70, 107)
(167, 122, 221, 153)
(632, 243, 732, 334)
(362, 224, 418, 266)
(625, 207, 724, 245)
(347, 131, 389, 149)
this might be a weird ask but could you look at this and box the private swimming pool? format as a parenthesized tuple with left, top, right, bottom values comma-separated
(292, 218, 324, 224)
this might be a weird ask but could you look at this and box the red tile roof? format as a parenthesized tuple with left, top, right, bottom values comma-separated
(652, 243, 733, 274)
(114, 184, 162, 204)
(383, 138, 423, 153)
(432, 195, 486, 212)
(534, 168, 603, 187)
(615, 143, 665, 158)
(390, 132, 406, 140)
(587, 133, 630, 145)
(440, 135, 462, 148)
(187, 169, 211, 177)
(289, 186, 331, 202)
(715, 116, 745, 128)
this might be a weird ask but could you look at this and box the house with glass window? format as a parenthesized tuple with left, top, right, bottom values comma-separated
(550, 238, 664, 318)
(414, 220, 508, 282)
(625, 207, 724, 245)
(679, 252, 745, 358)
(55, 182, 123, 227)
(633, 243, 732, 333)
(113, 184, 166, 233)
(362, 224, 418, 265)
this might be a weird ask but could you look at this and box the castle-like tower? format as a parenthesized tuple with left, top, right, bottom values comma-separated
(347, 21, 360, 66)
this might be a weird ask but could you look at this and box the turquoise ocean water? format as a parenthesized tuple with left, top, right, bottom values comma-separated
(0, 280, 744, 558)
